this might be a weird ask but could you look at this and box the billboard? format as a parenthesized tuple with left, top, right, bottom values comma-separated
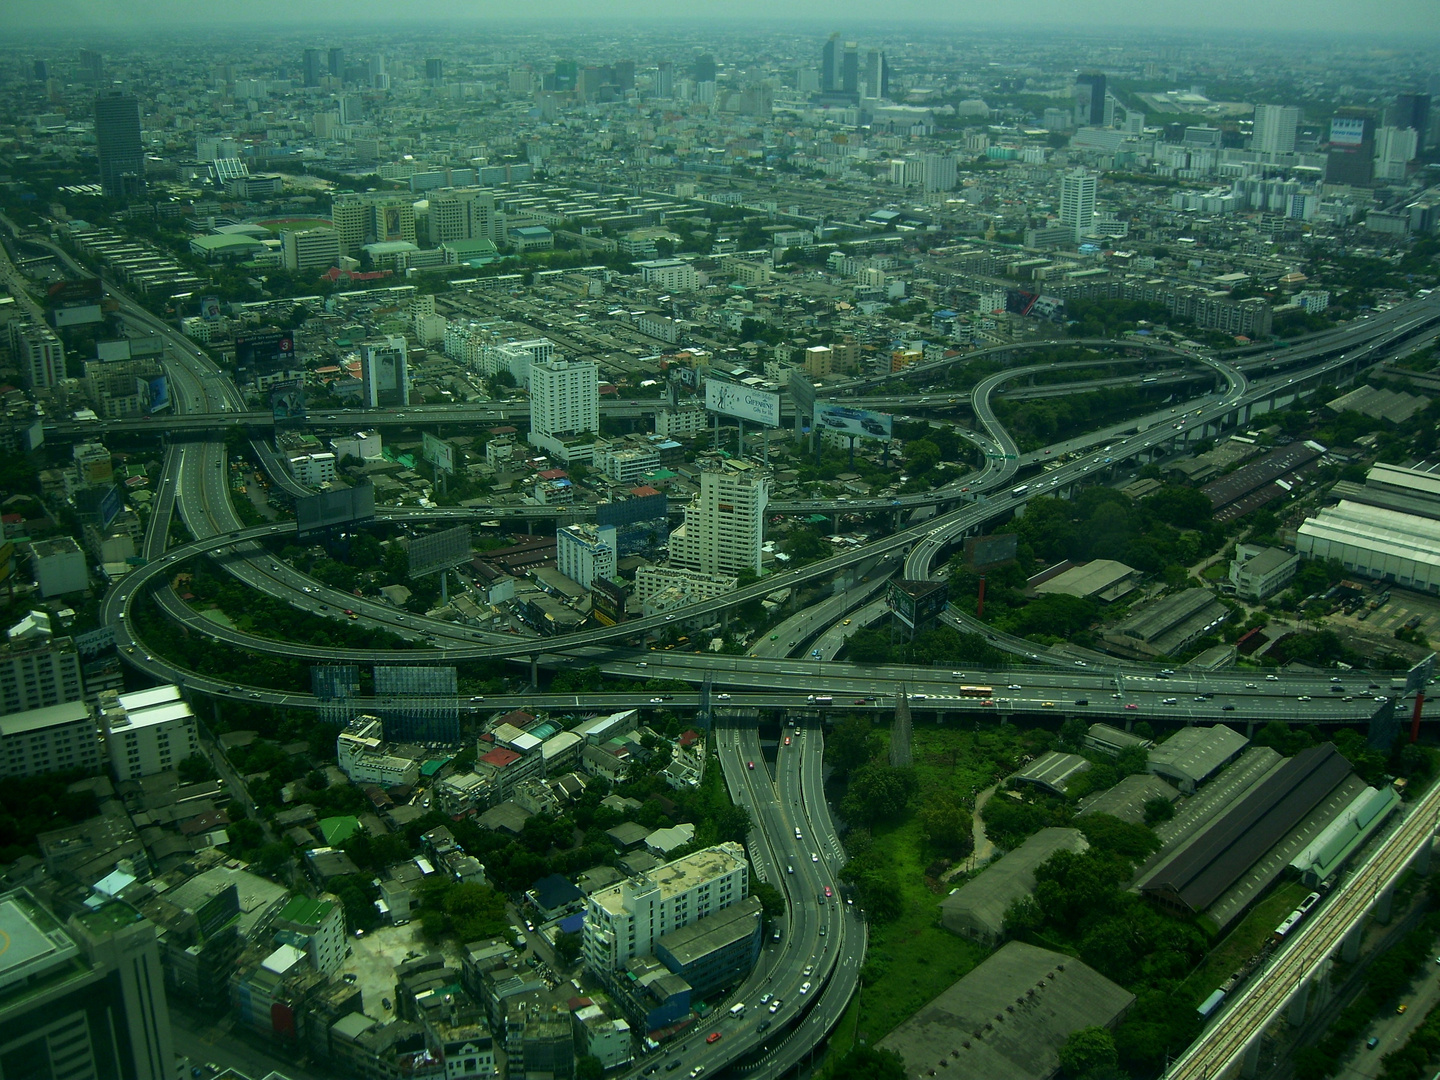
(47, 279, 104, 306)
(374, 665, 458, 697)
(705, 379, 780, 426)
(596, 492, 668, 527)
(147, 375, 171, 414)
(98, 485, 123, 530)
(295, 483, 376, 539)
(409, 525, 471, 578)
(311, 665, 361, 700)
(201, 296, 221, 321)
(235, 328, 296, 382)
(1330, 117, 1367, 148)
(1406, 653, 1436, 695)
(1005, 289, 1065, 323)
(51, 305, 103, 327)
(271, 381, 306, 422)
(814, 403, 893, 441)
(788, 375, 817, 424)
(888, 578, 949, 632)
(422, 432, 455, 476)
(592, 578, 626, 626)
(97, 339, 132, 362)
(964, 533, 1019, 569)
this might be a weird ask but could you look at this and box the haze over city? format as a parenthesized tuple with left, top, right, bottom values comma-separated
(0, 9, 1439, 1080)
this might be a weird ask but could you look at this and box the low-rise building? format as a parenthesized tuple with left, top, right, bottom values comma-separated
(1228, 544, 1300, 601)
(0, 699, 101, 777)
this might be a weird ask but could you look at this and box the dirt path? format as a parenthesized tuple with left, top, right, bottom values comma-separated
(971, 783, 999, 865)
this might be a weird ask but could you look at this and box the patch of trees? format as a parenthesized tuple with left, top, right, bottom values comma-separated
(0, 771, 100, 862)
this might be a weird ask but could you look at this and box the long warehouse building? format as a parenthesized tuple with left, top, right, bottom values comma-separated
(1139, 743, 1353, 917)
(1296, 500, 1440, 594)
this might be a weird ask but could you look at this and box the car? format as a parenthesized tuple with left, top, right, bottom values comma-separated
(770, 633, 779, 640)
(1041, 701, 1055, 708)
(1222, 704, 1236, 711)
(981, 698, 996, 706)
(382, 998, 392, 1010)
(786, 864, 794, 874)
(795, 827, 802, 839)
(769, 1000, 782, 1013)
(343, 972, 358, 983)
(1245, 682, 1258, 689)
(759, 994, 772, 1005)
(1162, 697, 1178, 705)
(1330, 684, 1345, 692)
(1368, 1037, 1381, 1049)
(1124, 702, 1139, 710)
(799, 981, 812, 995)
(1266, 674, 1279, 681)
(650, 697, 665, 703)
(1008, 684, 1023, 690)
(717, 693, 731, 700)
(1331, 676, 1343, 682)
(842, 619, 851, 626)
(854, 698, 867, 704)
(1194, 695, 1207, 701)
(803, 966, 813, 977)
(706, 1032, 721, 1044)
(665, 1063, 682, 1073)
(756, 1021, 771, 1033)
(824, 885, 833, 898)
(1399, 1004, 1409, 1014)
(637, 661, 648, 667)
(747, 761, 754, 770)
(1297, 695, 1312, 701)
(665, 614, 675, 621)
(643, 1065, 660, 1076)
(1074, 660, 1087, 667)
(812, 852, 819, 862)
(1074, 698, 1089, 706)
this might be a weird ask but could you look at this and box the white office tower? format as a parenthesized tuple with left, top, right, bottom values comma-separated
(1252, 105, 1301, 155)
(427, 186, 499, 244)
(583, 843, 749, 972)
(361, 336, 409, 408)
(668, 462, 770, 578)
(1374, 126, 1419, 181)
(921, 153, 957, 193)
(8, 321, 64, 391)
(527, 358, 599, 462)
(1059, 169, 1098, 241)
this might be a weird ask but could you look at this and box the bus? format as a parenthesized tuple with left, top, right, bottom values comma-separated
(956, 685, 995, 698)
(1011, 485, 1029, 498)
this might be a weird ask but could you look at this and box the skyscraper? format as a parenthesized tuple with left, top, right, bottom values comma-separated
(528, 358, 599, 459)
(1325, 107, 1377, 185)
(360, 337, 409, 408)
(1396, 92, 1431, 150)
(693, 54, 717, 84)
(656, 61, 674, 99)
(327, 46, 345, 80)
(1075, 73, 1107, 127)
(821, 34, 840, 93)
(864, 50, 890, 100)
(842, 42, 859, 96)
(1060, 169, 1098, 241)
(94, 91, 145, 198)
(425, 58, 443, 84)
(302, 48, 322, 87)
(1252, 105, 1301, 155)
(0, 890, 175, 1080)
(78, 48, 104, 85)
(668, 462, 770, 577)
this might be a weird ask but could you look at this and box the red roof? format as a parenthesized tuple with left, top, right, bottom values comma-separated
(630, 485, 661, 497)
(678, 730, 700, 747)
(538, 468, 568, 481)
(500, 709, 535, 727)
(481, 747, 522, 768)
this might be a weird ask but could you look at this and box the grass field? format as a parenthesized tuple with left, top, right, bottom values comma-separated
(1176, 880, 1310, 1006)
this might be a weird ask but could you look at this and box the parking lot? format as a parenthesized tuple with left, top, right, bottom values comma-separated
(337, 922, 449, 1016)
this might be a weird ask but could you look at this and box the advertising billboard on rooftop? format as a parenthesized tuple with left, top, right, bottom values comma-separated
(295, 483, 375, 539)
(704, 378, 780, 427)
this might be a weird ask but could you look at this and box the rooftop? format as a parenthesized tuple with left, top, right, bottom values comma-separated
(594, 842, 747, 917)
(0, 700, 92, 739)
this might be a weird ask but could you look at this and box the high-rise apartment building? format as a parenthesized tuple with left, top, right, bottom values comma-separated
(656, 61, 674, 99)
(94, 91, 145, 198)
(360, 336, 409, 408)
(8, 320, 65, 390)
(0, 701, 100, 777)
(79, 48, 104, 85)
(302, 48, 323, 87)
(821, 34, 840, 93)
(528, 359, 599, 461)
(1252, 105, 1301, 155)
(0, 890, 175, 1080)
(1075, 73, 1107, 127)
(668, 462, 770, 578)
(328, 47, 345, 79)
(583, 843, 749, 973)
(692, 54, 717, 84)
(922, 153, 957, 193)
(281, 228, 341, 271)
(0, 624, 85, 719)
(99, 685, 200, 781)
(1060, 169, 1098, 241)
(425, 58, 444, 84)
(428, 186, 499, 245)
(557, 524, 618, 591)
(1396, 92, 1431, 150)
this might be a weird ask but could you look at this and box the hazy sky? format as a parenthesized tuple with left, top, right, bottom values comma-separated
(4, 0, 1438, 37)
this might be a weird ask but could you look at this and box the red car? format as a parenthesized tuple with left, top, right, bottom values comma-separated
(1124, 703, 1139, 710)
(824, 886, 832, 898)
(706, 1032, 722, 1044)
(784, 736, 791, 746)
(747, 761, 754, 770)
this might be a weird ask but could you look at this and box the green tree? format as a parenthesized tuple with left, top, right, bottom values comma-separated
(554, 930, 583, 966)
(1142, 797, 1175, 826)
(576, 1057, 603, 1080)
(178, 753, 217, 785)
(1058, 1026, 1121, 1080)
(751, 880, 787, 920)
(830, 1046, 907, 1080)
(917, 795, 973, 859)
(840, 764, 918, 826)
(828, 716, 877, 779)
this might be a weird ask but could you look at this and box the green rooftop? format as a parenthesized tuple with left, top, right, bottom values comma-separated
(278, 895, 335, 927)
(420, 757, 451, 777)
(75, 900, 144, 936)
(319, 816, 361, 846)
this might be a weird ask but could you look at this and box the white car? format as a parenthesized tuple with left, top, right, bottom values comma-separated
(717, 693, 731, 700)
(799, 981, 812, 995)
(811, 852, 819, 863)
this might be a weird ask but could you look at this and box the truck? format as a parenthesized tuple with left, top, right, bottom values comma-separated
(808, 695, 833, 705)
(729, 1003, 746, 1018)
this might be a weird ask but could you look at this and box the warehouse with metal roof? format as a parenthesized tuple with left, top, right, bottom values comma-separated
(1077, 774, 1178, 826)
(1011, 752, 1093, 796)
(1138, 743, 1353, 917)
(1146, 724, 1250, 794)
(1101, 588, 1229, 660)
(940, 828, 1088, 944)
(878, 941, 1134, 1080)
(1296, 500, 1440, 593)
(1289, 784, 1401, 886)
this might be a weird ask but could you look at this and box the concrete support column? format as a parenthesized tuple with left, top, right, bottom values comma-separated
(1377, 883, 1396, 925)
(1288, 977, 1311, 1027)
(530, 655, 539, 689)
(1417, 835, 1433, 877)
(1342, 921, 1365, 962)
(1241, 1038, 1262, 1079)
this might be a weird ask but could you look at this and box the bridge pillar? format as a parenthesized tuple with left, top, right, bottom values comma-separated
(1241, 1037, 1262, 1078)
(1377, 883, 1396, 925)
(1246, 719, 1256, 738)
(529, 655, 539, 689)
(1288, 977, 1311, 1027)
(1416, 835, 1433, 877)
(1342, 921, 1365, 962)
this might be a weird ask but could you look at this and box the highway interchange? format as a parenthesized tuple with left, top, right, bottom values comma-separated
(18, 214, 1440, 1079)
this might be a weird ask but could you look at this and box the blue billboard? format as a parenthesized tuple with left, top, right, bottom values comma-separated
(148, 375, 171, 414)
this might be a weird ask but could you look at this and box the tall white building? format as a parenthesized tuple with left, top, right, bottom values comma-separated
(1375, 125, 1419, 181)
(8, 321, 65, 391)
(921, 153, 957, 193)
(1059, 169, 1098, 241)
(528, 358, 599, 462)
(98, 685, 200, 781)
(0, 615, 85, 717)
(0, 701, 101, 777)
(583, 842, 749, 973)
(427, 186, 499, 244)
(667, 462, 770, 577)
(1252, 105, 1301, 155)
(483, 338, 556, 387)
(281, 228, 341, 271)
(557, 524, 617, 590)
(361, 336, 409, 408)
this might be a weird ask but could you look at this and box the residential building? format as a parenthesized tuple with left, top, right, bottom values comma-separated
(361, 336, 409, 408)
(0, 890, 175, 1080)
(271, 895, 346, 977)
(287, 452, 337, 488)
(336, 716, 420, 788)
(281, 229, 341, 272)
(1252, 105, 1301, 155)
(1396, 92, 1431, 150)
(583, 842, 749, 973)
(556, 524, 617, 590)
(573, 1004, 632, 1072)
(668, 462, 770, 577)
(528, 358, 599, 462)
(95, 92, 145, 198)
(634, 566, 738, 615)
(331, 195, 417, 256)
(428, 187, 499, 244)
(1075, 73, 1107, 127)
(1228, 544, 1300, 601)
(9, 321, 65, 391)
(635, 259, 697, 291)
(1060, 170, 1098, 241)
(32, 536, 88, 597)
(0, 700, 100, 776)
(0, 620, 86, 717)
(98, 685, 201, 781)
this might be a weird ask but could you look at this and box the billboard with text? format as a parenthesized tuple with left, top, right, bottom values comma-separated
(422, 432, 455, 476)
(814, 403, 892, 441)
(705, 379, 780, 427)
